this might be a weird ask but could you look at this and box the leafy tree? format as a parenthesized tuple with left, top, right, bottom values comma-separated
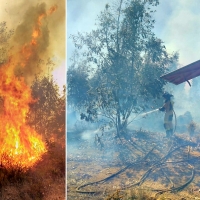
(67, 51, 90, 111)
(68, 0, 178, 138)
(28, 74, 65, 138)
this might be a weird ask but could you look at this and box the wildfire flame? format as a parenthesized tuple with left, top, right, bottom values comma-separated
(0, 5, 57, 168)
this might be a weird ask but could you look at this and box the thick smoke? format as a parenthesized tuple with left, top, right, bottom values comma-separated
(1, 0, 65, 84)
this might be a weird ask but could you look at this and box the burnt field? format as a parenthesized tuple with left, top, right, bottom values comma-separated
(67, 129, 200, 200)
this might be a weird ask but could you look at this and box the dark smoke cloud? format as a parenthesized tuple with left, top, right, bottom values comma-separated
(1, 0, 65, 84)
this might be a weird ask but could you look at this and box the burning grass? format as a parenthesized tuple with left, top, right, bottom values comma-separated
(0, 136, 65, 199)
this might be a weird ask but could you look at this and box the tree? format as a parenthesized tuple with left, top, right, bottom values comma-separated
(27, 74, 65, 139)
(67, 51, 91, 111)
(68, 0, 178, 138)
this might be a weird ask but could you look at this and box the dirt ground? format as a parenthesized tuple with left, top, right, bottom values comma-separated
(67, 130, 200, 200)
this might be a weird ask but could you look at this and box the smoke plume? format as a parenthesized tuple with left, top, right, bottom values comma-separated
(0, 0, 65, 84)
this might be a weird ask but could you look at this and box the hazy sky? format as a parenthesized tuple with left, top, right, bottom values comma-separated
(67, 0, 200, 68)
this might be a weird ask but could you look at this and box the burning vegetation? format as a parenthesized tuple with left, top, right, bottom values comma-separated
(0, 4, 58, 169)
(0, 1, 65, 199)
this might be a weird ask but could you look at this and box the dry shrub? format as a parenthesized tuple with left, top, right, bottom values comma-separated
(45, 134, 65, 178)
(134, 129, 153, 140)
(0, 155, 29, 199)
(0, 154, 28, 188)
(16, 136, 65, 199)
(125, 188, 156, 200)
(105, 189, 123, 200)
(19, 177, 45, 200)
(0, 156, 45, 199)
(105, 188, 156, 200)
(187, 121, 197, 138)
(0, 134, 65, 199)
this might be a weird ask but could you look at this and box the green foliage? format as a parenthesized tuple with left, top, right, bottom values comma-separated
(67, 62, 90, 109)
(68, 0, 178, 136)
(28, 74, 65, 138)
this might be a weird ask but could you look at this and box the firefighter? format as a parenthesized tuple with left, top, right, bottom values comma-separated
(159, 92, 174, 138)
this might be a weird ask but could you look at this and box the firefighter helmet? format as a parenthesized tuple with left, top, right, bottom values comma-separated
(162, 92, 173, 99)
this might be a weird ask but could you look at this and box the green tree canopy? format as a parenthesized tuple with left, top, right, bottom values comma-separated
(28, 74, 65, 138)
(68, 0, 178, 137)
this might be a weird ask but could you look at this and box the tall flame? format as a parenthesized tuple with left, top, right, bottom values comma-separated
(0, 5, 57, 168)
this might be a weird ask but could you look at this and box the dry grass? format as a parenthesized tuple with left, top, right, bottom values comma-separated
(124, 188, 155, 200)
(105, 189, 124, 200)
(0, 136, 65, 199)
(105, 188, 156, 200)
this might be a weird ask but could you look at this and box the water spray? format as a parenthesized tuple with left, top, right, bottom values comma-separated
(128, 108, 160, 124)
(140, 108, 159, 118)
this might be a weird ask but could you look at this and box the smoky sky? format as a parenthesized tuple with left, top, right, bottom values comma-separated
(67, 0, 110, 63)
(68, 0, 200, 67)
(153, 1, 200, 66)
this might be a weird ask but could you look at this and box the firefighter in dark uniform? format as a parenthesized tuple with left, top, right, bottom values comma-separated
(159, 92, 174, 138)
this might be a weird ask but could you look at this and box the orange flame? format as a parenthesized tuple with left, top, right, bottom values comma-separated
(0, 5, 57, 168)
(48, 5, 58, 15)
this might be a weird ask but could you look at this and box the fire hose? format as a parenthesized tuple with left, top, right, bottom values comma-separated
(75, 105, 194, 195)
(75, 144, 195, 195)
(172, 109, 177, 135)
